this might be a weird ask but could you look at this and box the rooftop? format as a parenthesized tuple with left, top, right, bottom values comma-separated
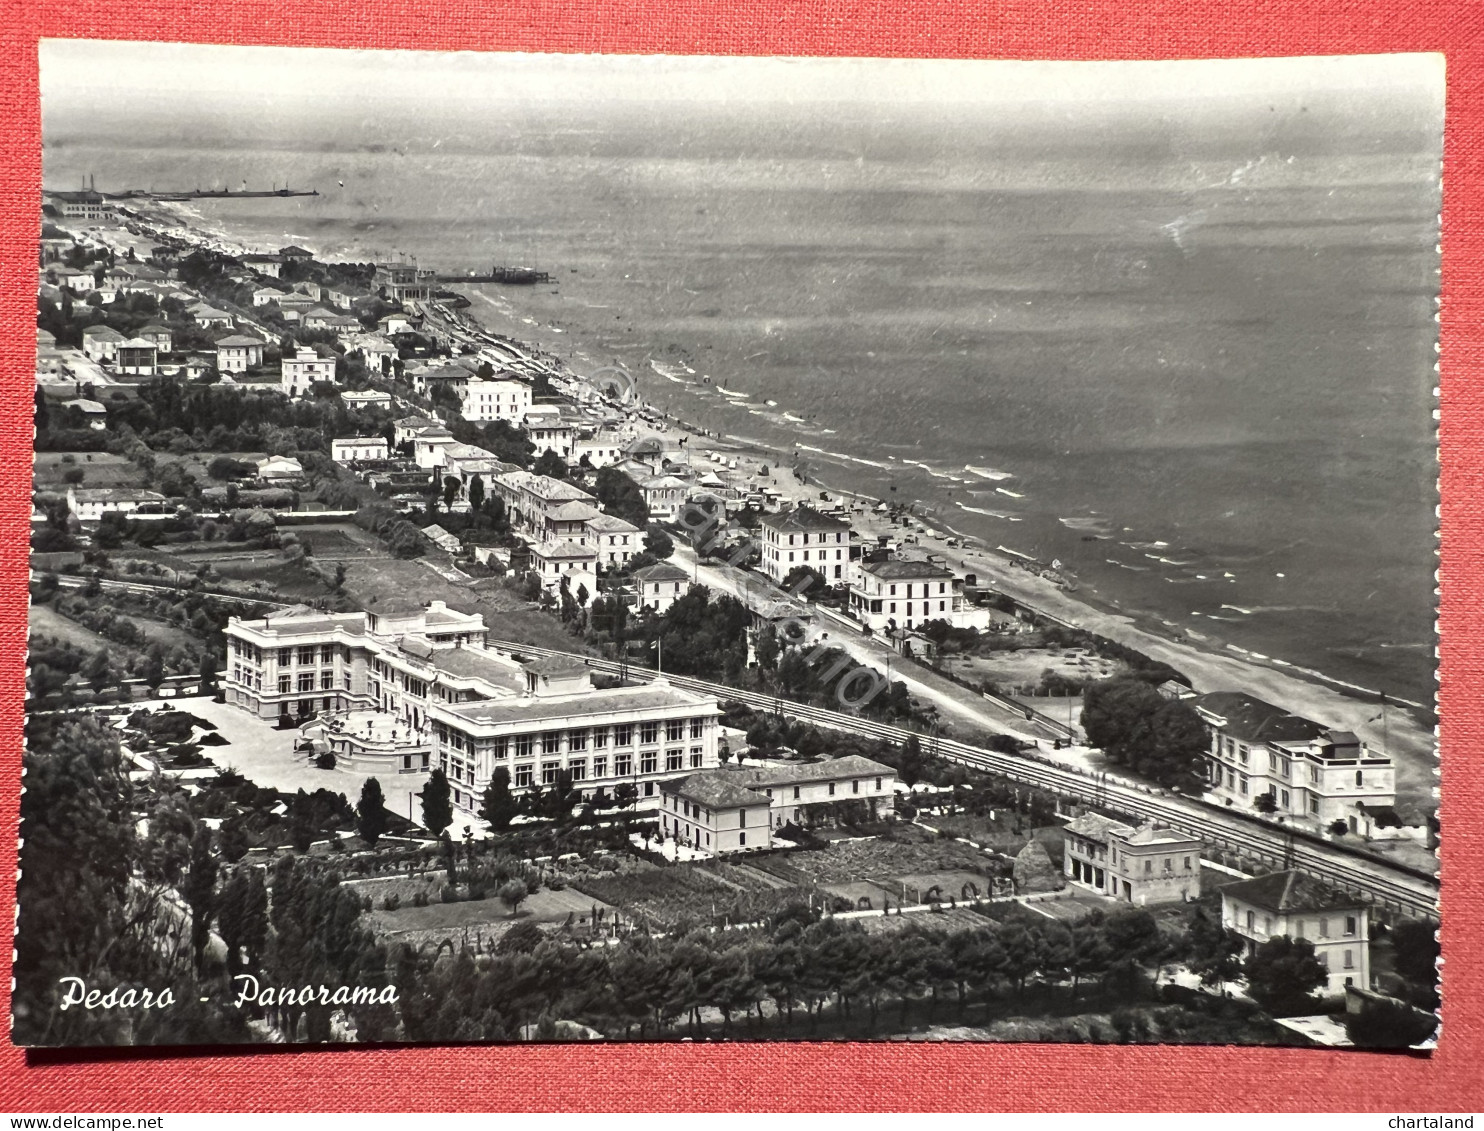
(586, 512, 640, 534)
(1062, 812, 1134, 843)
(440, 683, 706, 727)
(760, 504, 853, 533)
(69, 487, 167, 502)
(1219, 870, 1366, 915)
(631, 562, 692, 583)
(734, 754, 895, 788)
(547, 501, 602, 522)
(1191, 691, 1327, 746)
(215, 334, 265, 348)
(532, 540, 599, 561)
(860, 557, 955, 581)
(522, 655, 591, 678)
(667, 772, 772, 810)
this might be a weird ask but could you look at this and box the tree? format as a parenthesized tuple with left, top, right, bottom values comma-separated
(498, 879, 529, 917)
(532, 449, 567, 479)
(1328, 819, 1350, 836)
(782, 565, 828, 598)
(594, 467, 650, 528)
(142, 644, 166, 689)
(614, 781, 638, 813)
(1254, 792, 1278, 815)
(644, 526, 675, 560)
(62, 467, 86, 485)
(479, 766, 518, 830)
(421, 768, 453, 836)
(898, 734, 927, 788)
(1390, 919, 1441, 1004)
(442, 475, 462, 510)
(1243, 935, 1328, 1016)
(218, 817, 249, 863)
(468, 474, 485, 517)
(199, 649, 218, 692)
(755, 625, 781, 671)
(81, 647, 112, 693)
(1184, 907, 1244, 991)
(180, 824, 218, 972)
(356, 778, 389, 846)
(1345, 997, 1438, 1048)
(545, 769, 580, 822)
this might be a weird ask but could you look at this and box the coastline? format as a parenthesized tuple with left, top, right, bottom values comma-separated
(433, 281, 1438, 815)
(97, 204, 1436, 814)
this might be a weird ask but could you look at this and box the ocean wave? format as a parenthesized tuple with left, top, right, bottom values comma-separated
(795, 444, 892, 470)
(1106, 560, 1151, 571)
(964, 465, 1014, 481)
(716, 387, 749, 399)
(995, 487, 1025, 498)
(782, 412, 807, 424)
(649, 360, 689, 384)
(956, 504, 1020, 520)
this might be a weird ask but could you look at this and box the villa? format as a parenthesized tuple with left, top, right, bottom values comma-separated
(1061, 812, 1204, 905)
(759, 504, 852, 586)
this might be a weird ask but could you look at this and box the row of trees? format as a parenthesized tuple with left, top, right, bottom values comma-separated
(393, 902, 1256, 1043)
(1080, 678, 1208, 791)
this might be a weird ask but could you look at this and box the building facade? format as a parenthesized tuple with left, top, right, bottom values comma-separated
(659, 756, 897, 856)
(332, 437, 391, 463)
(281, 347, 338, 398)
(849, 557, 988, 634)
(1061, 812, 1203, 904)
(461, 377, 533, 423)
(632, 562, 691, 613)
(1191, 691, 1397, 832)
(1220, 871, 1372, 994)
(759, 505, 852, 586)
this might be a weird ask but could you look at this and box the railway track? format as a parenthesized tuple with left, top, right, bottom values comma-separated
(487, 638, 1440, 920)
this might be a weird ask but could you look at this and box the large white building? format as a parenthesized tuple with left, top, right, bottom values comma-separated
(848, 556, 989, 634)
(1191, 691, 1396, 833)
(461, 376, 533, 423)
(281, 347, 337, 398)
(1220, 870, 1371, 995)
(224, 604, 723, 809)
(66, 486, 169, 521)
(429, 656, 723, 811)
(759, 504, 852, 586)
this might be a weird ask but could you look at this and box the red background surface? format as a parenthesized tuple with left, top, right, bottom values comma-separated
(0, 0, 1477, 1112)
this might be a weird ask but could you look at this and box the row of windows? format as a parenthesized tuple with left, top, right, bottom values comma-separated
(435, 718, 708, 755)
(505, 748, 705, 787)
(1242, 910, 1359, 938)
(773, 531, 845, 545)
(278, 671, 351, 694)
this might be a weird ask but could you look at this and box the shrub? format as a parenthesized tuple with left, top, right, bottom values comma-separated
(381, 894, 401, 911)
(441, 885, 461, 904)
(413, 891, 429, 907)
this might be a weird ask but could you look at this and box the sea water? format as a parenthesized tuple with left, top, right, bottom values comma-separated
(44, 87, 1442, 707)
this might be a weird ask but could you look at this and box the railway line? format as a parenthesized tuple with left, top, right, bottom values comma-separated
(487, 637, 1440, 920)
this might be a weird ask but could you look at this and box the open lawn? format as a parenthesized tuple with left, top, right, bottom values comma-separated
(367, 884, 613, 941)
(944, 647, 1125, 693)
(211, 555, 336, 601)
(342, 557, 591, 655)
(33, 451, 149, 490)
(30, 602, 118, 654)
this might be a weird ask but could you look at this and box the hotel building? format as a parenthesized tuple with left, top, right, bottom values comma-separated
(759, 504, 852, 586)
(1220, 870, 1372, 994)
(1191, 691, 1396, 832)
(224, 603, 721, 810)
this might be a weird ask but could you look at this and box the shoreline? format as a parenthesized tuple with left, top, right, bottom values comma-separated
(93, 207, 1436, 814)
(433, 285, 1438, 814)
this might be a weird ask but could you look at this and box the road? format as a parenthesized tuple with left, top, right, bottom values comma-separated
(485, 634, 1440, 921)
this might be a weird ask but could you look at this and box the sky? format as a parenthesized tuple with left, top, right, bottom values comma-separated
(41, 39, 1443, 115)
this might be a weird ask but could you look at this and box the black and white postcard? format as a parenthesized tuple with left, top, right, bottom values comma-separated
(19, 41, 1442, 1049)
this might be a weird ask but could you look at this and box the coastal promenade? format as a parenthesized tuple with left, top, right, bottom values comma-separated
(484, 637, 1440, 921)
